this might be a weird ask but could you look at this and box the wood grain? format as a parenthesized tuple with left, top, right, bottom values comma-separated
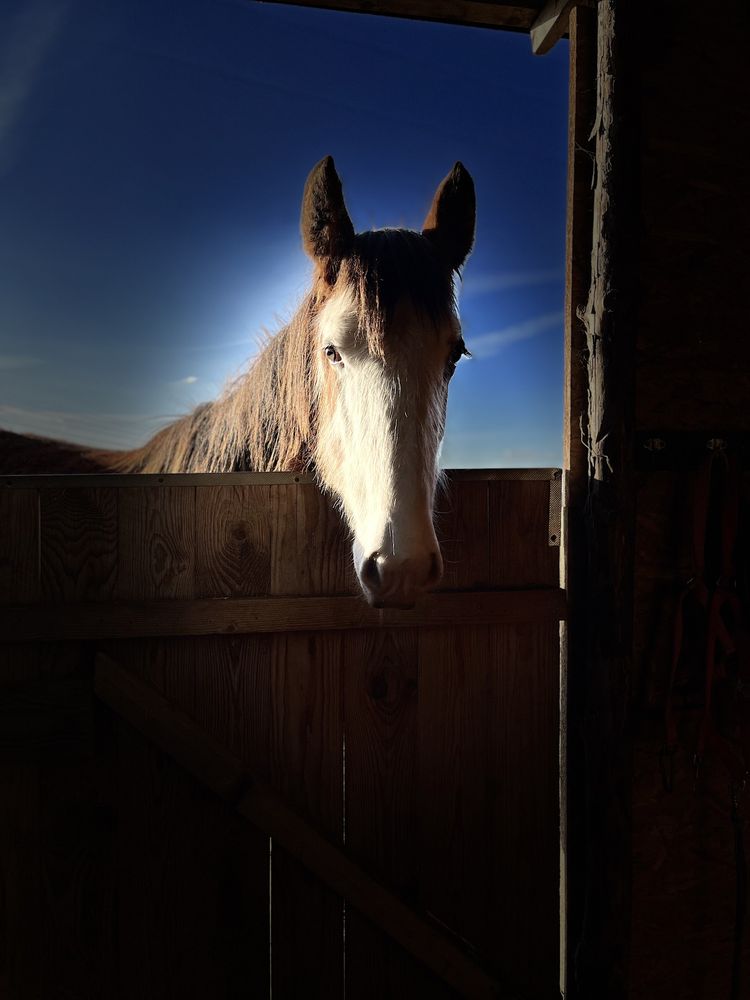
(344, 627, 450, 998)
(96, 655, 502, 999)
(436, 478, 490, 590)
(296, 483, 356, 595)
(107, 636, 197, 716)
(0, 488, 38, 604)
(191, 635, 272, 780)
(115, 720, 225, 999)
(117, 486, 195, 600)
(40, 487, 117, 602)
(270, 631, 344, 999)
(418, 626, 492, 951)
(489, 479, 559, 587)
(2, 472, 564, 996)
(487, 623, 560, 997)
(269, 481, 299, 595)
(0, 589, 568, 642)
(195, 484, 272, 597)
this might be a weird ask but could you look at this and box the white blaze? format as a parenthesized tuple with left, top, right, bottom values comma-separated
(314, 286, 450, 604)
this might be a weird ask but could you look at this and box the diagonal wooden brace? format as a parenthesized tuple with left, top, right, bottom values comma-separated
(94, 654, 517, 1000)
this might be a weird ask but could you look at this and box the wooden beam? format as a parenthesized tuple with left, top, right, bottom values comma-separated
(258, 1, 541, 33)
(530, 0, 579, 54)
(560, 4, 597, 997)
(2, 467, 559, 490)
(94, 655, 514, 1000)
(573, 1, 636, 996)
(1, 589, 567, 642)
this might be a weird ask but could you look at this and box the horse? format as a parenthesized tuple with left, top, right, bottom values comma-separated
(1, 156, 476, 607)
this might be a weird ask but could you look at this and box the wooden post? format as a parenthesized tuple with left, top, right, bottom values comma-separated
(561, 4, 596, 997)
(569, 1, 636, 997)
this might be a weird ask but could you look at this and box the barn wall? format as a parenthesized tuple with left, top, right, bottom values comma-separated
(628, 3, 750, 997)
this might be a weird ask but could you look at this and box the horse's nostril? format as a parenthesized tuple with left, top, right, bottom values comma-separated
(361, 554, 381, 591)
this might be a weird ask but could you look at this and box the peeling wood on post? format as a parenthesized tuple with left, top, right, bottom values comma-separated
(93, 654, 510, 1000)
(572, 1, 636, 997)
(580, 0, 618, 484)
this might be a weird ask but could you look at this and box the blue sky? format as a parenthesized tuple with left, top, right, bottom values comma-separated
(0, 0, 568, 467)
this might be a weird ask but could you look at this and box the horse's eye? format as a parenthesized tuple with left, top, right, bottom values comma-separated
(446, 337, 470, 377)
(324, 345, 342, 364)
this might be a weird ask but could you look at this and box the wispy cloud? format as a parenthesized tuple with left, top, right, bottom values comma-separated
(461, 268, 563, 296)
(175, 375, 198, 384)
(468, 311, 563, 358)
(0, 354, 44, 370)
(0, 1, 67, 175)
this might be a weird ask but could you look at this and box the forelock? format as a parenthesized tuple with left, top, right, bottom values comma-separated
(340, 229, 456, 356)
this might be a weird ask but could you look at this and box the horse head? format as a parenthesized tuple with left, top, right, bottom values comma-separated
(301, 156, 475, 608)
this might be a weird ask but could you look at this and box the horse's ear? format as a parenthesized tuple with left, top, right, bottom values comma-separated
(422, 162, 476, 272)
(301, 156, 354, 282)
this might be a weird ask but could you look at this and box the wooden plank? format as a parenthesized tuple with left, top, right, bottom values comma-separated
(117, 486, 195, 600)
(189, 635, 272, 777)
(2, 468, 558, 490)
(269, 481, 347, 998)
(269, 480, 299, 595)
(115, 719, 241, 999)
(418, 627, 493, 953)
(192, 486, 274, 996)
(39, 488, 117, 602)
(0, 589, 568, 641)
(420, 623, 565, 997)
(344, 628, 452, 998)
(0, 641, 119, 999)
(489, 479, 559, 587)
(486, 623, 560, 997)
(0, 488, 38, 604)
(296, 482, 356, 595)
(270, 631, 344, 1000)
(561, 7, 597, 997)
(436, 479, 490, 590)
(0, 756, 41, 997)
(94, 655, 506, 1000)
(195, 484, 272, 597)
(259, 0, 541, 33)
(106, 636, 196, 716)
(242, 788, 502, 1000)
(107, 641, 270, 996)
(530, 0, 581, 54)
(573, 3, 636, 997)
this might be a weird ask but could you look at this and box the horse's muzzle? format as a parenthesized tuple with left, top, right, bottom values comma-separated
(356, 548, 443, 608)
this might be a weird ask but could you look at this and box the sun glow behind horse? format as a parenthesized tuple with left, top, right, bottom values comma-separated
(2, 157, 476, 607)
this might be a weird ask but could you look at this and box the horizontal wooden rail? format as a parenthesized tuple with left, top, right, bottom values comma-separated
(95, 655, 520, 1000)
(2, 467, 560, 489)
(1, 589, 567, 642)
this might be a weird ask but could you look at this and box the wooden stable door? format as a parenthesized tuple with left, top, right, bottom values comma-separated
(0, 470, 563, 999)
